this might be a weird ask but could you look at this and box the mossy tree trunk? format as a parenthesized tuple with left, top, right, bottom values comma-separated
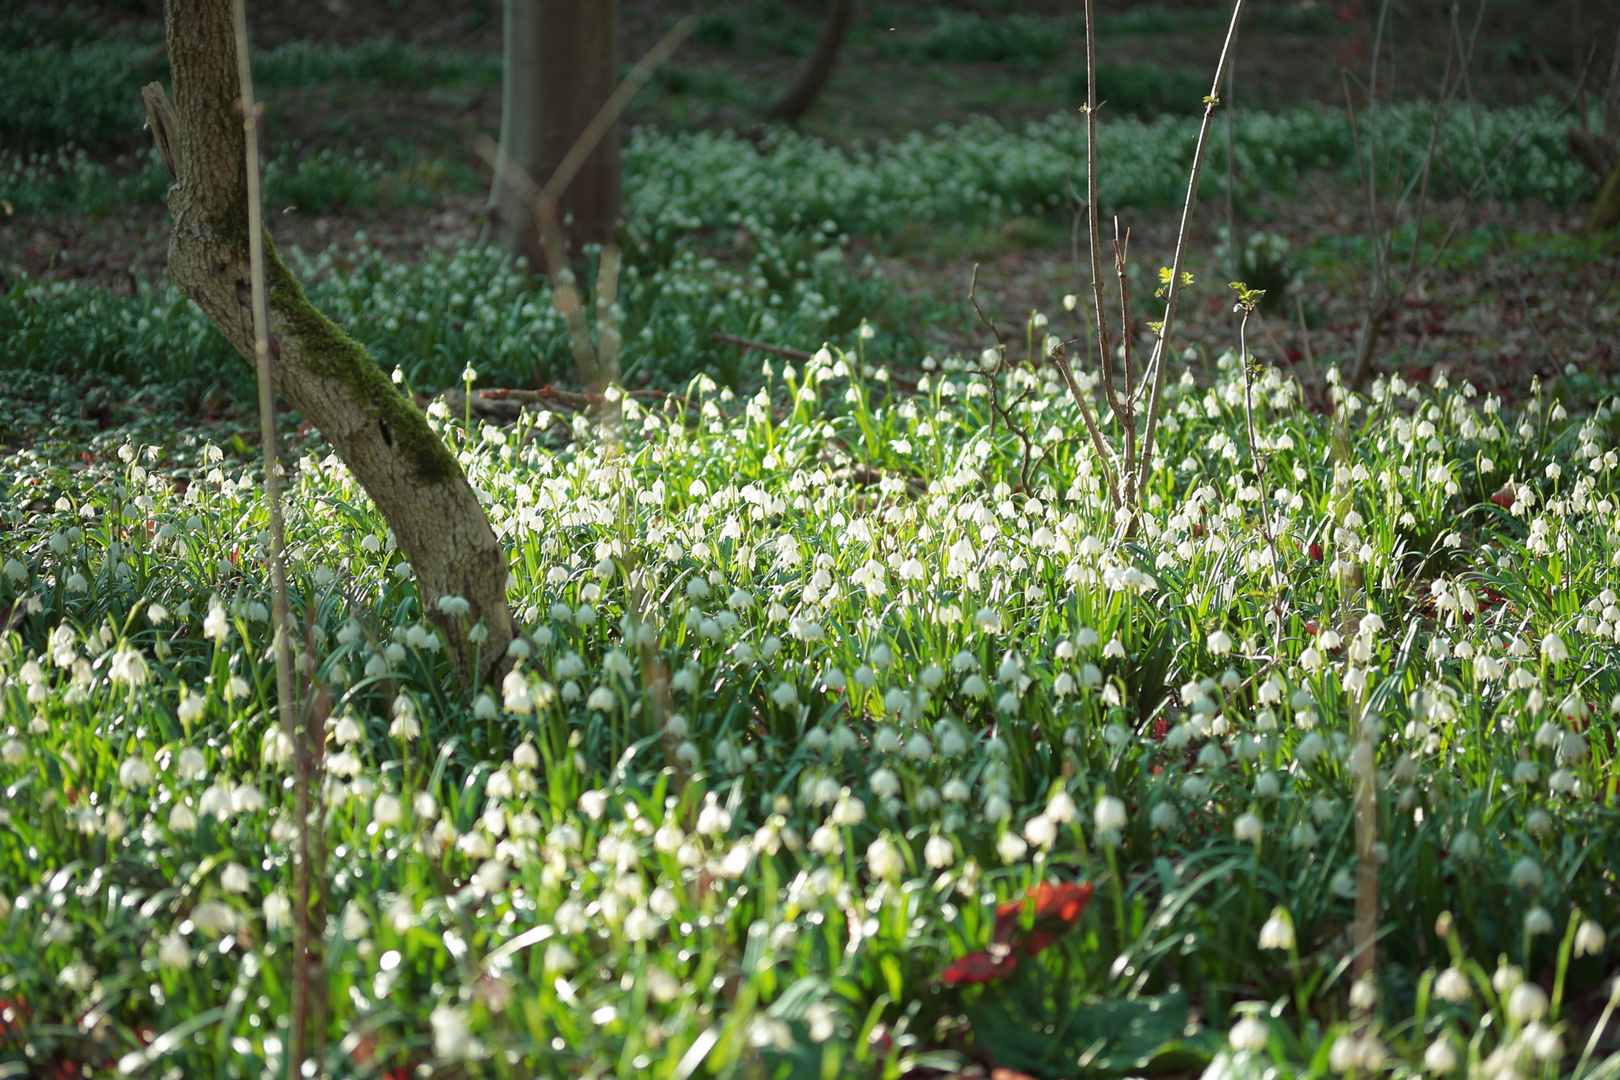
(143, 0, 513, 683)
(484, 0, 621, 266)
(761, 0, 854, 124)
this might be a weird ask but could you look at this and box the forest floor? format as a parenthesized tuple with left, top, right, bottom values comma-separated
(3, 0, 1617, 410)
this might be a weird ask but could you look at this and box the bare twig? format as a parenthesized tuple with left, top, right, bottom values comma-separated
(228, 1, 316, 1074)
(1047, 340, 1120, 510)
(966, 265, 1039, 491)
(1134, 0, 1247, 506)
(710, 333, 814, 361)
(1111, 218, 1137, 505)
(1234, 297, 1284, 641)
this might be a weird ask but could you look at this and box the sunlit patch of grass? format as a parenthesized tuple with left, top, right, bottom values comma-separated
(0, 327, 1617, 1074)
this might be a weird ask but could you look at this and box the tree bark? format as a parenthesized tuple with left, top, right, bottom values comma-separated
(484, 0, 622, 266)
(145, 0, 513, 683)
(761, 0, 854, 124)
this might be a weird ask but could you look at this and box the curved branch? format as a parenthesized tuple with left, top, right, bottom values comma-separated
(761, 0, 854, 124)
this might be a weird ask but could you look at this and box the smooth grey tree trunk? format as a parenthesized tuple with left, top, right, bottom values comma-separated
(144, 0, 514, 684)
(484, 0, 622, 265)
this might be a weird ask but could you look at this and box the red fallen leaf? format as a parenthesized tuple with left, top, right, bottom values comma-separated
(942, 948, 1019, 986)
(945, 881, 1093, 984)
(995, 881, 1094, 955)
(298, 420, 315, 436)
(1308, 543, 1323, 561)
(1338, 1, 1362, 19)
(1490, 485, 1515, 509)
(1152, 715, 1170, 741)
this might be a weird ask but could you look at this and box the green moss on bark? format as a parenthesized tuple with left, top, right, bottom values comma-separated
(265, 245, 461, 487)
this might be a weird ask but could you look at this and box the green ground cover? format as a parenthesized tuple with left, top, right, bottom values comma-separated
(2, 338, 1618, 1076)
(2, 5, 1619, 1077)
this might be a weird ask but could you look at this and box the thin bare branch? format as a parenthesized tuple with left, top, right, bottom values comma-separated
(1135, 0, 1247, 505)
(228, 1, 315, 1074)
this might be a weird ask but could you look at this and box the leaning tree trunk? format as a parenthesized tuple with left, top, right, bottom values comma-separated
(761, 0, 854, 124)
(144, 0, 513, 683)
(484, 0, 621, 266)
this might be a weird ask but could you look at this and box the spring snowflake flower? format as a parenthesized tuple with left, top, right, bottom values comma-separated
(1424, 1038, 1458, 1074)
(191, 900, 239, 936)
(502, 670, 534, 715)
(1023, 814, 1057, 849)
(168, 803, 197, 831)
(203, 603, 230, 642)
(1258, 907, 1295, 950)
(866, 835, 903, 880)
(924, 834, 955, 869)
(373, 792, 402, 827)
(1234, 812, 1263, 843)
(221, 863, 251, 893)
(118, 756, 152, 790)
(1094, 795, 1126, 832)
(869, 768, 900, 800)
(996, 830, 1028, 863)
(1149, 802, 1178, 830)
(1541, 633, 1569, 663)
(431, 1004, 478, 1061)
(1524, 906, 1554, 936)
(1434, 967, 1470, 1003)
(1229, 1016, 1269, 1052)
(696, 795, 731, 837)
(109, 649, 149, 687)
(1206, 629, 1233, 655)
(829, 793, 865, 827)
(1510, 857, 1543, 891)
(157, 934, 190, 969)
(1574, 919, 1607, 957)
(1506, 982, 1548, 1024)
